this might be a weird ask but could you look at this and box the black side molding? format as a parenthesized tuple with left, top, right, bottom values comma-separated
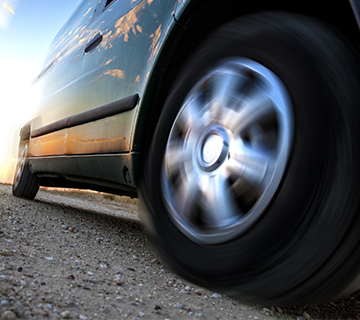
(31, 94, 139, 138)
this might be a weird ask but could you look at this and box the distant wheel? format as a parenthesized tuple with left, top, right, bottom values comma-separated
(13, 142, 39, 200)
(140, 12, 360, 305)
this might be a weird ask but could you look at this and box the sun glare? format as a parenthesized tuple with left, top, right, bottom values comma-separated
(0, 60, 38, 184)
(0, 0, 17, 29)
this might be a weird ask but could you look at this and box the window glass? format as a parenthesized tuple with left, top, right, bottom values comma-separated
(105, 0, 115, 8)
(52, 0, 97, 46)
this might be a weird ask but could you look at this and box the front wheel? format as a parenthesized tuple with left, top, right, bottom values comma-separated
(140, 12, 360, 305)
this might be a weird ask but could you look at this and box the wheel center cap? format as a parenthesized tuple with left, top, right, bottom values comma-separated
(197, 126, 229, 172)
(202, 134, 223, 164)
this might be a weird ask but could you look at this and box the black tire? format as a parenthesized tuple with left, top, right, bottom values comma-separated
(140, 12, 360, 305)
(13, 142, 39, 200)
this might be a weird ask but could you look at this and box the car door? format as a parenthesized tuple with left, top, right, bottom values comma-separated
(29, 0, 101, 157)
(68, 0, 176, 157)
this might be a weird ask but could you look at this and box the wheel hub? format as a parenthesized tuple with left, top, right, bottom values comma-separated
(197, 126, 229, 172)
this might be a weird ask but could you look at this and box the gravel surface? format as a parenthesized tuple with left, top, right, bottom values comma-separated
(1, 184, 360, 319)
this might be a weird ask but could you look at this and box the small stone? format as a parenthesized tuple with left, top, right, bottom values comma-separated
(185, 286, 191, 290)
(139, 312, 145, 317)
(45, 257, 54, 261)
(62, 225, 69, 230)
(154, 305, 161, 310)
(174, 303, 183, 308)
(262, 308, 270, 314)
(15, 302, 24, 316)
(79, 315, 88, 320)
(17, 267, 23, 272)
(44, 303, 52, 310)
(0, 251, 14, 257)
(211, 293, 222, 298)
(188, 311, 194, 316)
(60, 310, 71, 318)
(24, 274, 33, 278)
(276, 307, 283, 313)
(45, 297, 54, 303)
(114, 279, 124, 286)
(2, 310, 17, 320)
(68, 227, 74, 232)
(195, 313, 202, 317)
(1, 299, 10, 307)
(303, 312, 311, 319)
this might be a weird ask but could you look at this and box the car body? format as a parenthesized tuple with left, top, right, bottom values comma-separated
(13, 0, 360, 305)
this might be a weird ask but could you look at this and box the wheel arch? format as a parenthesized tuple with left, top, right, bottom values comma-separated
(13, 119, 39, 176)
(19, 124, 31, 142)
(13, 124, 31, 160)
(16, 118, 40, 153)
(132, 0, 360, 186)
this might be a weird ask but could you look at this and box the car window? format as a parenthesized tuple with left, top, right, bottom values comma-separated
(104, 0, 115, 8)
(52, 0, 98, 47)
(42, 0, 99, 69)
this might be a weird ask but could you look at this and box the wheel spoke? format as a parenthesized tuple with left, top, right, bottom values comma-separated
(227, 143, 271, 191)
(207, 72, 245, 123)
(175, 171, 201, 221)
(177, 93, 207, 135)
(202, 173, 240, 227)
(227, 89, 274, 134)
(164, 140, 193, 177)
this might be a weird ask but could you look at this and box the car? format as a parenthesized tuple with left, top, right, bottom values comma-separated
(12, 0, 360, 305)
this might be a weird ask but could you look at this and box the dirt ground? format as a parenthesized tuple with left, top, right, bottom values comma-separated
(1, 184, 360, 319)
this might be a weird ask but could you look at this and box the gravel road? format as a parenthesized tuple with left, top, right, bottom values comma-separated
(1, 184, 360, 320)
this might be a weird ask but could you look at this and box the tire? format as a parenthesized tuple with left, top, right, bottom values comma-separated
(140, 12, 360, 305)
(13, 142, 39, 200)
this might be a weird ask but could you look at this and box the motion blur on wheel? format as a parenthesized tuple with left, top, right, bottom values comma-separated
(140, 12, 360, 305)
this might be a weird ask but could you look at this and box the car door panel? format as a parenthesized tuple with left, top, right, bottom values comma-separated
(75, 0, 176, 154)
(30, 0, 100, 133)
(29, 94, 139, 157)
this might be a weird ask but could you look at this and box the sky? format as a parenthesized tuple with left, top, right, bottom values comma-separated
(0, 0, 81, 183)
